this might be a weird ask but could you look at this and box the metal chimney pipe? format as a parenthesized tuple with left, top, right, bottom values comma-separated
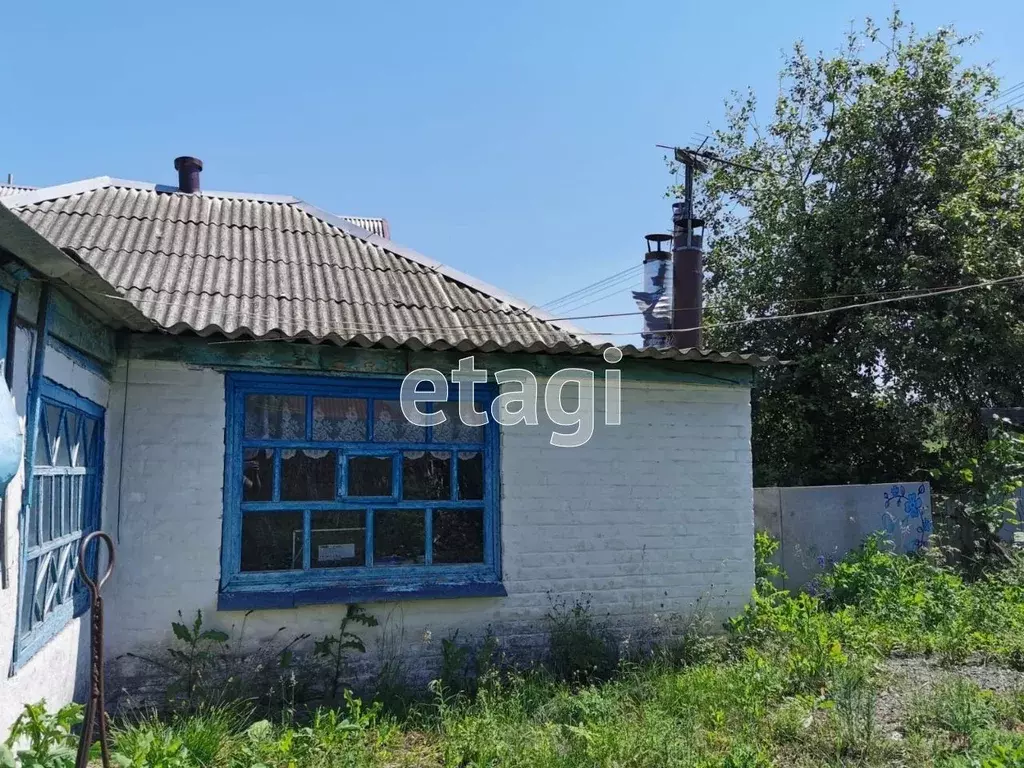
(671, 201, 703, 349)
(174, 156, 203, 194)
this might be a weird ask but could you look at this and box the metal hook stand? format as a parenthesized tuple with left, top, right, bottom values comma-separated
(75, 531, 115, 768)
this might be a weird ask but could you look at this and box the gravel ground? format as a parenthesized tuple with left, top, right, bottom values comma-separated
(875, 657, 1024, 737)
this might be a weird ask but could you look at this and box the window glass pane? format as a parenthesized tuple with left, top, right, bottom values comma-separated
(240, 511, 303, 571)
(66, 412, 81, 467)
(245, 394, 305, 440)
(34, 419, 49, 467)
(40, 476, 54, 543)
(20, 558, 37, 633)
(29, 477, 43, 548)
(433, 508, 485, 564)
(242, 449, 274, 502)
(457, 451, 484, 500)
(403, 451, 451, 500)
(313, 397, 367, 441)
(373, 400, 426, 443)
(84, 419, 96, 464)
(62, 474, 72, 537)
(34, 557, 51, 621)
(281, 449, 336, 501)
(432, 402, 485, 444)
(53, 421, 72, 467)
(73, 476, 84, 532)
(311, 511, 365, 568)
(347, 456, 393, 497)
(44, 404, 61, 466)
(374, 509, 425, 566)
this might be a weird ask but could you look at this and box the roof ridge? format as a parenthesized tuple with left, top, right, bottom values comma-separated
(5, 175, 600, 345)
(1, 177, 306, 207)
(0, 176, 115, 208)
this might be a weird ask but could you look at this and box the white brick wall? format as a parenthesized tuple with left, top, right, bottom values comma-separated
(0, 328, 111, 735)
(102, 360, 754, 694)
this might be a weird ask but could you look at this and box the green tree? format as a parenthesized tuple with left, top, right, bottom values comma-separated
(684, 13, 1024, 486)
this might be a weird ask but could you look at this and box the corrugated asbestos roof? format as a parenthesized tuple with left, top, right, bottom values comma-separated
(0, 184, 36, 197)
(2, 183, 390, 236)
(1, 177, 776, 366)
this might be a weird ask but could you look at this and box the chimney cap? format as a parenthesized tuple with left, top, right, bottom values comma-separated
(174, 156, 203, 172)
(645, 233, 672, 256)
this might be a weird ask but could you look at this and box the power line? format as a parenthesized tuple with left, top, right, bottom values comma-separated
(988, 81, 1024, 106)
(588, 273, 1024, 337)
(539, 264, 641, 310)
(84, 272, 1024, 341)
(555, 271, 645, 315)
(1001, 93, 1024, 111)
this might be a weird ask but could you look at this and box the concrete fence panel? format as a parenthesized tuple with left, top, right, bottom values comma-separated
(754, 482, 932, 589)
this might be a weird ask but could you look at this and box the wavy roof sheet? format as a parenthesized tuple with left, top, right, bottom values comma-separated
(1, 177, 776, 366)
(0, 184, 36, 197)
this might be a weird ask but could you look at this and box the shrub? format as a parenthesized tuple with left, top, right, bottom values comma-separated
(932, 422, 1024, 574)
(111, 728, 192, 768)
(439, 630, 473, 697)
(167, 610, 231, 708)
(313, 604, 378, 702)
(545, 596, 617, 684)
(1, 701, 81, 768)
(232, 692, 388, 767)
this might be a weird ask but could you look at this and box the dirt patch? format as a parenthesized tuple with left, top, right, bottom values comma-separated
(875, 657, 1024, 737)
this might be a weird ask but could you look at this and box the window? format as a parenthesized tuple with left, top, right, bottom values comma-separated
(220, 373, 502, 609)
(16, 378, 104, 662)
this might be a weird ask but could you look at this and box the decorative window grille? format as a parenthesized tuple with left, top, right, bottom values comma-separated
(17, 379, 104, 662)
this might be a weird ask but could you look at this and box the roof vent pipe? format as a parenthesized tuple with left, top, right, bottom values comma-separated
(174, 156, 203, 194)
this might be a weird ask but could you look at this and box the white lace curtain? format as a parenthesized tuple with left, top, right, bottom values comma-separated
(244, 395, 483, 455)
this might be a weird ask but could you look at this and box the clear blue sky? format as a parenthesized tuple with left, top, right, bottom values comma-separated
(3, 1, 1021, 339)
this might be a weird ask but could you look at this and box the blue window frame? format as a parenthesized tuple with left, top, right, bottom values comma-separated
(220, 373, 503, 610)
(15, 378, 104, 664)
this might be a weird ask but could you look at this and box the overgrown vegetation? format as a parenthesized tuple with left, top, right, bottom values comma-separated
(689, 11, 1024, 489)
(314, 604, 379, 702)
(13, 536, 1024, 766)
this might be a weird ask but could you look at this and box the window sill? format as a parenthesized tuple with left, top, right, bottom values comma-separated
(218, 580, 507, 611)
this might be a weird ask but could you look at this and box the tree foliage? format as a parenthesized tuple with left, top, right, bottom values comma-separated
(685, 13, 1024, 486)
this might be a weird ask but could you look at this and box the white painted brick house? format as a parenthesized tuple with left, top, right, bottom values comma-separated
(0, 163, 770, 731)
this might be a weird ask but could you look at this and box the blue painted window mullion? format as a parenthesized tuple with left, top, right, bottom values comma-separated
(484, 419, 498, 568)
(451, 449, 459, 502)
(272, 450, 281, 503)
(302, 509, 311, 570)
(223, 373, 501, 604)
(424, 507, 433, 565)
(338, 451, 347, 497)
(365, 508, 374, 568)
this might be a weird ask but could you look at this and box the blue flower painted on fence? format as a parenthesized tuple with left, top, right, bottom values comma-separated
(882, 484, 930, 551)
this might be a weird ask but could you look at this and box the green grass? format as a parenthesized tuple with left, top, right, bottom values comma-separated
(13, 537, 1024, 767)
